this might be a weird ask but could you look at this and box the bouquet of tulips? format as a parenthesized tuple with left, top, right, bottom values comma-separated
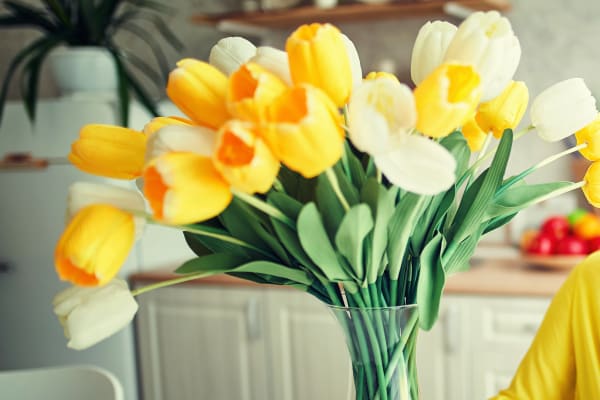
(52, 9, 600, 399)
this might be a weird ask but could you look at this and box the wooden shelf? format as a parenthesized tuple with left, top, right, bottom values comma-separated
(192, 0, 511, 28)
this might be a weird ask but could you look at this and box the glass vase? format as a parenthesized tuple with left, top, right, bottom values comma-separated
(328, 304, 420, 400)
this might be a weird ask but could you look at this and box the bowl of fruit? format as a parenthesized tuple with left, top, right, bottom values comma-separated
(521, 209, 600, 270)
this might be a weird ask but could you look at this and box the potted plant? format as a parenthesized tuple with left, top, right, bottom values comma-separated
(0, 0, 184, 126)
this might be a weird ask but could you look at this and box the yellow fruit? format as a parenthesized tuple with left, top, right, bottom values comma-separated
(573, 213, 600, 239)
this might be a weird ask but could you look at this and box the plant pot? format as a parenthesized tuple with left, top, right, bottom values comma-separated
(328, 304, 420, 400)
(48, 47, 118, 97)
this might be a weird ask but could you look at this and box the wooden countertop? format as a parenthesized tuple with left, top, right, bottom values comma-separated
(129, 258, 572, 297)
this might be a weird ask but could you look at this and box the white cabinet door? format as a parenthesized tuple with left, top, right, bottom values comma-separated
(136, 285, 270, 400)
(265, 289, 353, 400)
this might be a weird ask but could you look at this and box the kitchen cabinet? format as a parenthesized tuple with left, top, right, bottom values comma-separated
(134, 272, 553, 400)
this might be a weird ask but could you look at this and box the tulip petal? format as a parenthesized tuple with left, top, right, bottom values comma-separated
(250, 46, 293, 86)
(143, 116, 193, 136)
(411, 20, 457, 85)
(145, 125, 217, 163)
(374, 135, 456, 195)
(342, 34, 363, 90)
(209, 36, 257, 76)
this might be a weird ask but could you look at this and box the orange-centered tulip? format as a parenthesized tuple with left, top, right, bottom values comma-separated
(214, 120, 280, 194)
(55, 205, 136, 287)
(264, 85, 344, 178)
(144, 153, 232, 225)
(414, 63, 481, 138)
(69, 124, 146, 179)
(166, 58, 230, 129)
(286, 23, 353, 107)
(228, 62, 289, 123)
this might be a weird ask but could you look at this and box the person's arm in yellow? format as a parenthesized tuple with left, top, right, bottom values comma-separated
(490, 252, 600, 400)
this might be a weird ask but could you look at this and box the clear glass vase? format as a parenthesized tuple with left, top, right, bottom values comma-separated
(328, 304, 420, 400)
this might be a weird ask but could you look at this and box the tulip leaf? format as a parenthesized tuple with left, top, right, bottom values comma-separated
(334, 204, 374, 283)
(345, 141, 367, 189)
(443, 226, 485, 275)
(441, 131, 471, 177)
(176, 255, 312, 287)
(447, 130, 513, 245)
(417, 233, 446, 330)
(361, 179, 397, 283)
(297, 202, 351, 282)
(316, 174, 347, 240)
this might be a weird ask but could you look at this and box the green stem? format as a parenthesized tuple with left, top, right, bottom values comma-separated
(325, 168, 351, 212)
(232, 189, 295, 229)
(382, 310, 418, 387)
(131, 271, 208, 296)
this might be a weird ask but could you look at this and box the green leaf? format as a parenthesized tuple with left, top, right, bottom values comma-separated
(417, 233, 446, 330)
(334, 204, 374, 283)
(297, 202, 351, 282)
(440, 131, 471, 178)
(447, 130, 513, 244)
(360, 179, 396, 283)
(277, 165, 316, 203)
(177, 256, 313, 287)
(388, 194, 429, 280)
(4, 1, 56, 31)
(267, 191, 303, 220)
(315, 174, 346, 240)
(443, 227, 485, 274)
(344, 141, 367, 189)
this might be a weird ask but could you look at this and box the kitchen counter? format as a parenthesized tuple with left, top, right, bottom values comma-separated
(130, 257, 574, 297)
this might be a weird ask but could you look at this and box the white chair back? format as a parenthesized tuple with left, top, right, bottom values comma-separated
(0, 364, 124, 400)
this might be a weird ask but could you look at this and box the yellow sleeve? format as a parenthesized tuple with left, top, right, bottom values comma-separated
(490, 251, 600, 400)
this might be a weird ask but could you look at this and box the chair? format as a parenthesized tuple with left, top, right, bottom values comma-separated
(0, 364, 124, 400)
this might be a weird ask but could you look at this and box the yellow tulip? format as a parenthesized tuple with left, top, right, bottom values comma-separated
(365, 71, 399, 82)
(213, 120, 280, 194)
(144, 153, 232, 225)
(582, 161, 600, 208)
(462, 116, 488, 152)
(166, 58, 229, 129)
(475, 81, 529, 139)
(286, 23, 352, 107)
(414, 63, 481, 138)
(55, 205, 135, 287)
(575, 114, 600, 161)
(227, 62, 288, 123)
(68, 124, 146, 179)
(264, 85, 344, 178)
(143, 116, 193, 136)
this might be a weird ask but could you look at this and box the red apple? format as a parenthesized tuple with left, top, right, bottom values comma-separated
(555, 236, 589, 255)
(540, 216, 570, 240)
(526, 233, 555, 255)
(587, 236, 600, 253)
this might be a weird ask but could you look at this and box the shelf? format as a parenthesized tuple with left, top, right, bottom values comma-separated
(192, 0, 511, 29)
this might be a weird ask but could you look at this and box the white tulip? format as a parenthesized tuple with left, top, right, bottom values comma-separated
(374, 135, 457, 195)
(342, 34, 363, 90)
(53, 279, 138, 350)
(348, 77, 456, 195)
(348, 77, 416, 155)
(410, 20, 457, 86)
(67, 182, 146, 239)
(531, 78, 598, 142)
(209, 36, 257, 76)
(145, 125, 217, 163)
(250, 46, 292, 85)
(444, 11, 521, 101)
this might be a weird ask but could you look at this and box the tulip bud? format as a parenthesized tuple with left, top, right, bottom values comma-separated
(250, 46, 292, 85)
(143, 116, 192, 136)
(530, 78, 598, 142)
(166, 58, 229, 129)
(411, 20, 457, 86)
(144, 153, 232, 225)
(476, 81, 529, 139)
(55, 205, 136, 287)
(69, 124, 146, 180)
(145, 125, 216, 163)
(67, 182, 146, 240)
(414, 62, 481, 138)
(576, 114, 600, 161)
(286, 23, 353, 107)
(265, 85, 344, 178)
(213, 120, 280, 194)
(444, 11, 521, 101)
(227, 62, 288, 123)
(583, 161, 600, 208)
(209, 36, 257, 76)
(53, 279, 138, 350)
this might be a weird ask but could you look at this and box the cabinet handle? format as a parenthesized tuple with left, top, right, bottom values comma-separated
(245, 297, 261, 341)
(444, 304, 460, 354)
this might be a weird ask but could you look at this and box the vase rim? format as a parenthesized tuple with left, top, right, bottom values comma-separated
(327, 303, 418, 312)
